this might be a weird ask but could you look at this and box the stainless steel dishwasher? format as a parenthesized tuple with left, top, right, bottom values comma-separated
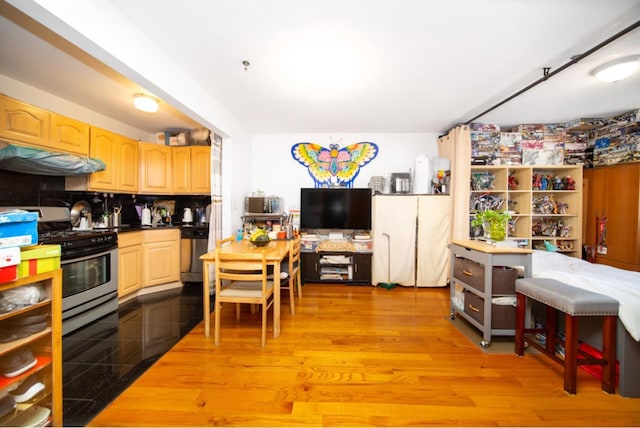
(180, 226, 209, 283)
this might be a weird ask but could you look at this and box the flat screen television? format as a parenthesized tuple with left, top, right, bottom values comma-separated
(300, 188, 372, 230)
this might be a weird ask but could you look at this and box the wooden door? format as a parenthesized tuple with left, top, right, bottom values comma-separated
(88, 127, 118, 190)
(118, 232, 143, 297)
(171, 147, 191, 193)
(584, 163, 640, 271)
(0, 95, 49, 147)
(118, 137, 139, 193)
(190, 146, 211, 194)
(49, 113, 89, 155)
(140, 142, 172, 194)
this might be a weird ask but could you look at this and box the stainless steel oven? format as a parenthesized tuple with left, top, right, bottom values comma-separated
(60, 246, 118, 336)
(5, 206, 119, 335)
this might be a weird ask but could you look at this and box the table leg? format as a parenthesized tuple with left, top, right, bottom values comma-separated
(203, 260, 211, 337)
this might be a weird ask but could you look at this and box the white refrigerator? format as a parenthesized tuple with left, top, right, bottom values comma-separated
(372, 194, 451, 287)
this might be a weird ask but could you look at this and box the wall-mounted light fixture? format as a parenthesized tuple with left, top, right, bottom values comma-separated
(592, 55, 640, 83)
(133, 93, 159, 113)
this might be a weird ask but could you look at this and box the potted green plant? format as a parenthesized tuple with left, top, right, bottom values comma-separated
(471, 209, 511, 241)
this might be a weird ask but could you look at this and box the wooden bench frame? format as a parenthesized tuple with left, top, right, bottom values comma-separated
(514, 279, 618, 395)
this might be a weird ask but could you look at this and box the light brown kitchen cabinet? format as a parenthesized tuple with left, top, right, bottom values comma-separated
(583, 162, 640, 271)
(0, 94, 50, 147)
(117, 231, 143, 297)
(142, 229, 180, 287)
(65, 127, 139, 193)
(139, 142, 173, 194)
(118, 136, 140, 192)
(0, 95, 90, 156)
(49, 113, 90, 156)
(171, 146, 211, 194)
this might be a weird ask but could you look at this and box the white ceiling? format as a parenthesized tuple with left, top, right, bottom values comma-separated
(1, 0, 639, 136)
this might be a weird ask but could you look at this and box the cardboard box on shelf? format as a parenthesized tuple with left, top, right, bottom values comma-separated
(0, 211, 38, 249)
(17, 245, 61, 278)
(0, 246, 21, 283)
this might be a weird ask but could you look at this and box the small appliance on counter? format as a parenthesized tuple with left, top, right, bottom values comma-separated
(390, 173, 411, 193)
(182, 207, 193, 224)
(141, 205, 151, 226)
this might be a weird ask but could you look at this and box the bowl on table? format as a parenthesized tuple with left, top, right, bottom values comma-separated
(250, 237, 271, 247)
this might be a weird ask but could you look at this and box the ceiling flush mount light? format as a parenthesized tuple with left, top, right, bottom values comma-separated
(133, 94, 158, 113)
(592, 56, 640, 83)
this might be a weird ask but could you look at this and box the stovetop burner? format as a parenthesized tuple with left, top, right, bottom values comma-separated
(38, 226, 117, 261)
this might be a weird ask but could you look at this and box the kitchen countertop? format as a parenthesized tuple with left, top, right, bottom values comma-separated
(92, 223, 209, 233)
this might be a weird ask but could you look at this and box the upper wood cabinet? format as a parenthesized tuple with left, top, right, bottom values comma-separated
(66, 127, 139, 193)
(172, 146, 211, 194)
(139, 142, 173, 194)
(0, 94, 50, 147)
(0, 95, 90, 156)
(49, 113, 90, 155)
(89, 127, 139, 193)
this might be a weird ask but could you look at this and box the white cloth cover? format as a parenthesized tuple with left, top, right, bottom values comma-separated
(531, 250, 640, 341)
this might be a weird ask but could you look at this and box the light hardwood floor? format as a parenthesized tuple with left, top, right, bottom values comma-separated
(90, 284, 640, 426)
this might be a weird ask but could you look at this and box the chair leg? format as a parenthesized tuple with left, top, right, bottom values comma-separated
(564, 313, 578, 394)
(289, 281, 296, 315)
(214, 298, 221, 345)
(236, 303, 242, 321)
(296, 271, 302, 298)
(261, 301, 267, 347)
(601, 315, 617, 394)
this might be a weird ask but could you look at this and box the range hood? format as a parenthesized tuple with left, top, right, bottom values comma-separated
(0, 142, 105, 176)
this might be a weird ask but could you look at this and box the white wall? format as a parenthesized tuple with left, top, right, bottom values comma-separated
(246, 132, 441, 223)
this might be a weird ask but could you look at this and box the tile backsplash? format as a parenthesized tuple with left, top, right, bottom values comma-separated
(0, 170, 211, 226)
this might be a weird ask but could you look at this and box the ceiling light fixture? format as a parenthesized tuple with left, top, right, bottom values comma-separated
(133, 94, 158, 113)
(592, 56, 640, 83)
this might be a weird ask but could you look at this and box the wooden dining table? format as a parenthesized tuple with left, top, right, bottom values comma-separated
(200, 239, 290, 338)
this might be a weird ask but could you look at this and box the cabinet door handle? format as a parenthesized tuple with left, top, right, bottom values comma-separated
(463, 270, 473, 277)
(468, 304, 480, 313)
(314, 262, 318, 272)
(354, 264, 358, 273)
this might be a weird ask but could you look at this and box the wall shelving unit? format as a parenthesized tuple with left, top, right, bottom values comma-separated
(0, 269, 62, 426)
(470, 165, 583, 258)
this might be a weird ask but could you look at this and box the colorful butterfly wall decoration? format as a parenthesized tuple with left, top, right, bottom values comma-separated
(291, 142, 379, 188)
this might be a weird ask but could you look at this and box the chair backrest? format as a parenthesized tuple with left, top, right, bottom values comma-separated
(215, 249, 269, 293)
(289, 237, 301, 273)
(216, 236, 235, 248)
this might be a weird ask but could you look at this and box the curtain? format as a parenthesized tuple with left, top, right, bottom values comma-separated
(208, 134, 223, 252)
(437, 125, 471, 241)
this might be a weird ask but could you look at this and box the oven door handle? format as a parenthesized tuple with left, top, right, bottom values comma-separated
(61, 248, 117, 265)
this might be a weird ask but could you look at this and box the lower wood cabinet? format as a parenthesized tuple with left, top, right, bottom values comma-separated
(142, 229, 180, 287)
(117, 231, 143, 297)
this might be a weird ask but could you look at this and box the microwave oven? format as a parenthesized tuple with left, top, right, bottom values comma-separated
(244, 196, 283, 214)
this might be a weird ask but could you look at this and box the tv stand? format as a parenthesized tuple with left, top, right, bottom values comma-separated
(301, 250, 372, 285)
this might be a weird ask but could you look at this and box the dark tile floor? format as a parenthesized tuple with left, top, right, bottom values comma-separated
(61, 283, 206, 427)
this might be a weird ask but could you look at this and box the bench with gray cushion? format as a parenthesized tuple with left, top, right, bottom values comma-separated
(514, 277, 619, 394)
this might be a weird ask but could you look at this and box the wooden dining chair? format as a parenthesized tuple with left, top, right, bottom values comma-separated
(279, 237, 301, 315)
(214, 249, 274, 346)
(216, 235, 235, 248)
